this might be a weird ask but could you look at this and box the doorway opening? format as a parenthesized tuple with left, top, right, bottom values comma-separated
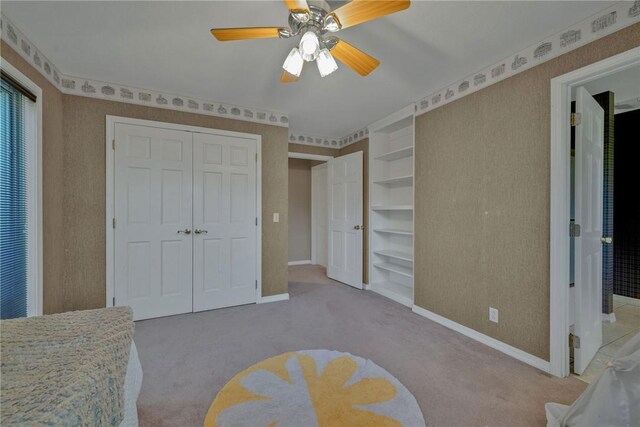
(287, 150, 364, 290)
(549, 46, 640, 378)
(568, 66, 640, 382)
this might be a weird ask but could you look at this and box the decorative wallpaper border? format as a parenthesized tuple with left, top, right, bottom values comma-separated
(414, 1, 640, 117)
(290, 126, 368, 149)
(0, 13, 289, 128)
(2, 2, 639, 143)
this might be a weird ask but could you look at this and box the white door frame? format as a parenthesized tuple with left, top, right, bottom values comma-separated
(549, 46, 640, 377)
(106, 116, 262, 308)
(311, 162, 328, 266)
(287, 151, 334, 266)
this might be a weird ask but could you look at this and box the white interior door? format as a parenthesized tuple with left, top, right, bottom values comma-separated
(327, 151, 363, 288)
(574, 86, 604, 375)
(192, 133, 257, 311)
(114, 124, 193, 321)
(312, 163, 328, 268)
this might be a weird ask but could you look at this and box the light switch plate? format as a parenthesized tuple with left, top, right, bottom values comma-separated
(273, 213, 279, 223)
(489, 307, 499, 323)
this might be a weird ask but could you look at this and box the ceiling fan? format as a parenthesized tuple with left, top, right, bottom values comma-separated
(210, 0, 410, 83)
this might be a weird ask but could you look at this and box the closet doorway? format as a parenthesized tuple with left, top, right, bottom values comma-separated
(106, 117, 262, 321)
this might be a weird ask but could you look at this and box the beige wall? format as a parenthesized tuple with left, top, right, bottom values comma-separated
(414, 24, 640, 360)
(288, 158, 312, 263)
(62, 96, 289, 310)
(2, 40, 65, 314)
(3, 40, 289, 311)
(339, 139, 369, 284)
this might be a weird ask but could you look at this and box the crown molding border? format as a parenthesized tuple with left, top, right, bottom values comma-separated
(414, 2, 640, 117)
(0, 12, 289, 128)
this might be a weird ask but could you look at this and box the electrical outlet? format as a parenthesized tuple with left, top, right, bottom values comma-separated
(489, 307, 499, 323)
(273, 213, 279, 223)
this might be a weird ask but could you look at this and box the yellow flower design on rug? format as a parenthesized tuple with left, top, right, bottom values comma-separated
(204, 350, 425, 427)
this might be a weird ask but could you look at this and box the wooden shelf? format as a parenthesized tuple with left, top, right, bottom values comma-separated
(371, 205, 413, 211)
(373, 175, 413, 186)
(374, 146, 413, 161)
(373, 249, 413, 262)
(374, 262, 413, 278)
(373, 228, 413, 236)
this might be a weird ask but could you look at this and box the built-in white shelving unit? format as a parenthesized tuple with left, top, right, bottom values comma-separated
(368, 105, 415, 308)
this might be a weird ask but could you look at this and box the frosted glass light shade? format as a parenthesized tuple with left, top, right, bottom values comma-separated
(299, 31, 320, 62)
(283, 47, 304, 77)
(316, 49, 338, 77)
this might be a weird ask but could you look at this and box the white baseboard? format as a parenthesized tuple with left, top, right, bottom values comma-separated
(258, 293, 290, 304)
(614, 294, 640, 307)
(364, 284, 371, 291)
(369, 283, 413, 308)
(602, 312, 616, 323)
(288, 260, 312, 266)
(411, 304, 551, 373)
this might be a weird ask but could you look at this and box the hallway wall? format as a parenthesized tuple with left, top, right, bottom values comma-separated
(288, 158, 312, 263)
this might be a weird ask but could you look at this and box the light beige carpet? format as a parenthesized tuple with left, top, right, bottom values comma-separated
(134, 265, 586, 426)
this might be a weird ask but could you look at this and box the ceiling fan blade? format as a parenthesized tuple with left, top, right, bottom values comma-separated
(211, 27, 284, 41)
(280, 70, 300, 83)
(330, 39, 380, 76)
(284, 0, 309, 12)
(331, 0, 410, 29)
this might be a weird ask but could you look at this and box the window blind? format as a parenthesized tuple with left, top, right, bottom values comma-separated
(0, 77, 28, 319)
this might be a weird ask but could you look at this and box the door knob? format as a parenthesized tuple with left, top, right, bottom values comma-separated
(177, 228, 192, 235)
(194, 229, 208, 235)
(600, 236, 613, 244)
(354, 225, 364, 230)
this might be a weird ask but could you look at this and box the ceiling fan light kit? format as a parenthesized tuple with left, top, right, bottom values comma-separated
(299, 30, 321, 62)
(283, 47, 304, 77)
(317, 48, 338, 77)
(211, 0, 410, 83)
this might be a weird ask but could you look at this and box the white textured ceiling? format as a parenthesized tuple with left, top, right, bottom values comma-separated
(2, 1, 617, 137)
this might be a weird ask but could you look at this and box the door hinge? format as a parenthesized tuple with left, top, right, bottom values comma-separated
(255, 217, 258, 226)
(112, 139, 115, 150)
(570, 113, 581, 127)
(112, 297, 116, 306)
(255, 280, 258, 289)
(112, 218, 116, 229)
(569, 333, 580, 349)
(255, 153, 258, 162)
(570, 222, 580, 237)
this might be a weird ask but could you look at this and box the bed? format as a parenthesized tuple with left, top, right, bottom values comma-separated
(0, 307, 142, 426)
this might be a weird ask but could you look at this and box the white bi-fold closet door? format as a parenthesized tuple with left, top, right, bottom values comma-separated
(113, 122, 258, 321)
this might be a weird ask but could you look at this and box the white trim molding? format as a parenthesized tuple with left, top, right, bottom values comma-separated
(288, 152, 334, 162)
(412, 305, 551, 373)
(415, 2, 640, 117)
(550, 46, 640, 378)
(1, 13, 288, 129)
(614, 294, 640, 307)
(288, 260, 312, 266)
(258, 293, 290, 304)
(0, 58, 44, 317)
